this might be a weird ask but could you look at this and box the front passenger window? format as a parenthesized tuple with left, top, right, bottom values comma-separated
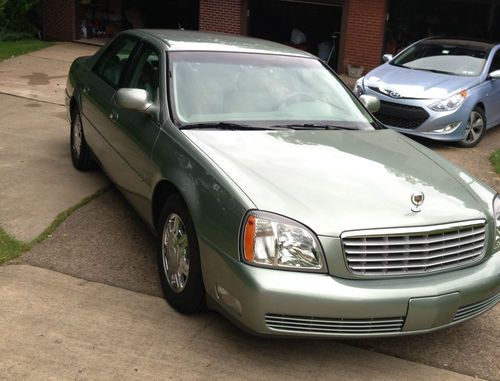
(95, 38, 137, 88)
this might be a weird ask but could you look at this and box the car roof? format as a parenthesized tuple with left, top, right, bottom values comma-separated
(423, 37, 498, 51)
(127, 29, 314, 58)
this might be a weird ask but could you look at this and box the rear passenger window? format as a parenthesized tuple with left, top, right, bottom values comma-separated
(95, 37, 137, 88)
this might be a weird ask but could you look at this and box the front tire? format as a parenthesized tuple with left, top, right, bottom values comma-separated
(70, 109, 94, 170)
(157, 194, 205, 314)
(458, 106, 486, 148)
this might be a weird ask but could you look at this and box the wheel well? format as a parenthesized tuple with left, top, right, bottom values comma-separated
(152, 180, 183, 231)
(476, 102, 485, 113)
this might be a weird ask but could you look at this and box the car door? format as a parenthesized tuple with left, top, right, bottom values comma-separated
(80, 35, 140, 189)
(484, 48, 500, 127)
(104, 42, 163, 219)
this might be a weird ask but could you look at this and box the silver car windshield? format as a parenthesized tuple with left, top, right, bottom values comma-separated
(169, 52, 375, 129)
(391, 42, 488, 77)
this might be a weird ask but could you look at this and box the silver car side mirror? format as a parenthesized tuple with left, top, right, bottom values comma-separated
(489, 70, 500, 80)
(360, 94, 381, 113)
(382, 54, 393, 63)
(115, 88, 153, 113)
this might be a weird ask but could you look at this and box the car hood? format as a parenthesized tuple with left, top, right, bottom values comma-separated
(365, 64, 480, 99)
(184, 129, 486, 237)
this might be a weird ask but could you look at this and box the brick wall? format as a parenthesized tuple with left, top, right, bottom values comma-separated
(342, 0, 386, 74)
(199, 0, 243, 34)
(41, 0, 76, 41)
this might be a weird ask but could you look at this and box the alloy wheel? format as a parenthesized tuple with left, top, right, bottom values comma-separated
(72, 118, 83, 157)
(161, 213, 190, 293)
(464, 111, 484, 145)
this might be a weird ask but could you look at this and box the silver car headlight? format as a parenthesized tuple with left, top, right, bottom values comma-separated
(354, 77, 365, 97)
(429, 91, 467, 112)
(242, 211, 326, 272)
(493, 194, 500, 253)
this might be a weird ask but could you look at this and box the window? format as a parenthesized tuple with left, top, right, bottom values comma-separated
(94, 37, 137, 88)
(391, 42, 488, 77)
(126, 46, 160, 102)
(490, 50, 500, 73)
(169, 52, 374, 129)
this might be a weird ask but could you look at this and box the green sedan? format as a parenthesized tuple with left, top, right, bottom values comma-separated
(66, 30, 500, 338)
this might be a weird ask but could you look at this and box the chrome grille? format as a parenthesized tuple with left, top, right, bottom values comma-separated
(342, 220, 487, 276)
(265, 314, 404, 334)
(454, 294, 500, 322)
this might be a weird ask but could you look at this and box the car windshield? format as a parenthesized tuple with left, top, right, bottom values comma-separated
(391, 41, 488, 77)
(169, 52, 375, 129)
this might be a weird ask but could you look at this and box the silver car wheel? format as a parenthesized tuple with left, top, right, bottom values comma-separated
(464, 111, 484, 144)
(72, 118, 83, 157)
(162, 213, 190, 293)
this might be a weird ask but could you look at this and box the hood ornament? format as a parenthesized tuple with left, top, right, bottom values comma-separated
(411, 192, 425, 213)
(389, 91, 402, 98)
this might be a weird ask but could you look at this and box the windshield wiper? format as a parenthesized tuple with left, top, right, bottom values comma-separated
(401, 66, 454, 75)
(179, 122, 276, 131)
(271, 123, 359, 130)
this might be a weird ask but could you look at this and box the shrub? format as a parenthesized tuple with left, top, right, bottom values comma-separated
(0, 0, 41, 36)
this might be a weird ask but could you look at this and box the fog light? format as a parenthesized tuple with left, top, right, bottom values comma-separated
(215, 284, 242, 315)
(433, 122, 461, 133)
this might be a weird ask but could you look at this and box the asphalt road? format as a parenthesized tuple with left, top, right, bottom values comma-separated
(16, 188, 500, 381)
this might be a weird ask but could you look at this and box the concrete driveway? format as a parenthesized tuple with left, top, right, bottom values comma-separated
(0, 43, 107, 242)
(1, 43, 499, 381)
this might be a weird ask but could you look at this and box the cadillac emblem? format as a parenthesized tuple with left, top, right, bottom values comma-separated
(411, 192, 425, 213)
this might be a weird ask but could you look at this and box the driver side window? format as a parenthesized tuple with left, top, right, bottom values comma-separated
(94, 37, 137, 88)
(490, 50, 500, 73)
(125, 46, 160, 103)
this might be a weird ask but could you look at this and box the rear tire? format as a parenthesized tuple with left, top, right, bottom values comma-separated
(458, 106, 486, 148)
(157, 194, 206, 314)
(70, 109, 94, 170)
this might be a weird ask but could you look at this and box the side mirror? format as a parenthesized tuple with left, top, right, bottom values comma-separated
(489, 70, 500, 80)
(115, 88, 153, 113)
(382, 54, 393, 63)
(360, 94, 381, 113)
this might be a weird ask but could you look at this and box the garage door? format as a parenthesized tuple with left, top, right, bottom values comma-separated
(248, 0, 344, 70)
(386, 0, 500, 54)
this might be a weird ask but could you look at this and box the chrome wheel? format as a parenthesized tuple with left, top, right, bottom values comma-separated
(161, 213, 190, 293)
(464, 111, 484, 145)
(72, 117, 83, 157)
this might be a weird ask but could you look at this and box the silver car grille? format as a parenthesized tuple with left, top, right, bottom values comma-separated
(453, 294, 500, 323)
(265, 314, 404, 334)
(342, 220, 487, 276)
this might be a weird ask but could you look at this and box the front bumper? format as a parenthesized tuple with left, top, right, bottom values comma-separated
(363, 88, 473, 142)
(201, 238, 500, 338)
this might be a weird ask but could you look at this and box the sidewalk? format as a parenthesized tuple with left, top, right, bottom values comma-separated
(0, 265, 480, 381)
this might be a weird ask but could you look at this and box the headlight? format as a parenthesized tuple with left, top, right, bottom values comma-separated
(242, 211, 326, 272)
(493, 195, 500, 253)
(429, 90, 468, 112)
(354, 77, 365, 97)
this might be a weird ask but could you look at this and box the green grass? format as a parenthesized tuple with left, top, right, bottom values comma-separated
(0, 186, 111, 265)
(0, 39, 52, 61)
(491, 149, 500, 175)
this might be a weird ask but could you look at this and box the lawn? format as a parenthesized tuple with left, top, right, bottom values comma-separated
(0, 39, 52, 61)
(491, 149, 500, 174)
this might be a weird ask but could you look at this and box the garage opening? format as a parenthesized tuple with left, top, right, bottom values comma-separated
(248, 0, 344, 71)
(385, 0, 499, 54)
(77, 0, 200, 43)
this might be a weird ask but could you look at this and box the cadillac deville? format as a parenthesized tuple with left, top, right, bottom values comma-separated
(66, 30, 500, 337)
